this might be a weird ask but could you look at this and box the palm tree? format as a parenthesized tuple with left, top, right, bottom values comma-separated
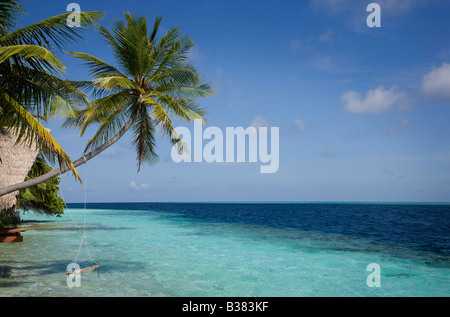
(0, 0, 102, 216)
(0, 13, 213, 197)
(0, 1, 102, 179)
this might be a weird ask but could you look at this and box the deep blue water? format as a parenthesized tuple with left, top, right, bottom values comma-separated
(67, 202, 450, 255)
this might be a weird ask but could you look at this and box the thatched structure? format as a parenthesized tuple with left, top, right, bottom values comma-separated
(0, 129, 40, 227)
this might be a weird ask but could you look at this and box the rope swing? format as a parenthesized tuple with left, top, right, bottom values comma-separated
(61, 160, 101, 275)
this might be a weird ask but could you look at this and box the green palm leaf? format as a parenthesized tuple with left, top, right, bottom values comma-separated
(0, 11, 103, 51)
(0, 0, 24, 33)
(0, 92, 81, 182)
(68, 51, 124, 77)
(0, 45, 65, 74)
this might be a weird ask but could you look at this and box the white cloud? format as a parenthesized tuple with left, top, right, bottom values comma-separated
(421, 63, 450, 103)
(129, 181, 150, 191)
(294, 118, 306, 133)
(249, 116, 270, 129)
(342, 86, 410, 114)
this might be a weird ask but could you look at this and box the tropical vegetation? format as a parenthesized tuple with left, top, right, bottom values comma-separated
(0, 2, 213, 225)
(17, 156, 65, 216)
(0, 0, 101, 226)
(0, 0, 102, 179)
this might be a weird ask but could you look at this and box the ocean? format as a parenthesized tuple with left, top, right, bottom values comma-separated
(0, 202, 449, 297)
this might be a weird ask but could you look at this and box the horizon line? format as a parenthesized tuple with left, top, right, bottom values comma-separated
(64, 200, 450, 205)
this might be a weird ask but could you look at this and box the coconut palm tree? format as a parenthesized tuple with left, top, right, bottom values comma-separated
(0, 13, 213, 197)
(0, 1, 102, 178)
(0, 0, 101, 219)
(67, 13, 213, 171)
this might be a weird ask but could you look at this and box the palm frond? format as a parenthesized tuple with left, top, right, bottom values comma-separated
(64, 90, 132, 137)
(131, 106, 158, 172)
(0, 44, 66, 74)
(83, 102, 131, 152)
(0, 92, 81, 182)
(93, 75, 138, 90)
(147, 91, 206, 122)
(3, 66, 89, 117)
(0, 0, 24, 33)
(68, 51, 124, 77)
(0, 11, 104, 52)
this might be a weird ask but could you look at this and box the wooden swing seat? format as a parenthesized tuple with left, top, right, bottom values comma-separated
(66, 264, 101, 275)
(0, 228, 25, 243)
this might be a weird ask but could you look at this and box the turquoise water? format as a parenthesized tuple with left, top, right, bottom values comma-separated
(0, 203, 449, 297)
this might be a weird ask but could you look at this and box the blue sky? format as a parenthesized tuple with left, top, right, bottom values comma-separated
(17, 0, 450, 202)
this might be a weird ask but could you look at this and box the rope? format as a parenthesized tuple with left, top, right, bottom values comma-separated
(59, 162, 99, 268)
(59, 185, 83, 232)
(84, 161, 87, 232)
(73, 234, 84, 264)
(80, 163, 99, 266)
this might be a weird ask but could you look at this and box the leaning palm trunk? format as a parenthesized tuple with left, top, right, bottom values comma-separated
(0, 129, 40, 227)
(0, 15, 213, 198)
(0, 118, 133, 198)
